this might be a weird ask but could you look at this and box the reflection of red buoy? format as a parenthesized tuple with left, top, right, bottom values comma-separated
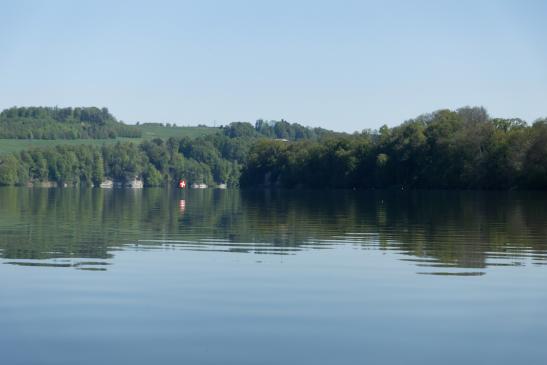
(179, 179, 186, 189)
(179, 199, 186, 213)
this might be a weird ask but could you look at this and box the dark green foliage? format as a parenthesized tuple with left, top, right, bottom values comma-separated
(223, 122, 258, 138)
(102, 142, 145, 183)
(0, 132, 250, 187)
(225, 119, 330, 141)
(0, 154, 19, 185)
(0, 117, 307, 187)
(253, 119, 329, 140)
(241, 107, 547, 190)
(3, 106, 547, 190)
(522, 120, 547, 188)
(0, 107, 141, 139)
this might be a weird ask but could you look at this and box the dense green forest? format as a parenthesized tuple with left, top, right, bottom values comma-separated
(0, 116, 329, 187)
(242, 107, 547, 189)
(0, 106, 546, 189)
(0, 136, 242, 187)
(0, 107, 141, 139)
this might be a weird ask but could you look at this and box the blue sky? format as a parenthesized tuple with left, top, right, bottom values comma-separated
(1, 0, 546, 131)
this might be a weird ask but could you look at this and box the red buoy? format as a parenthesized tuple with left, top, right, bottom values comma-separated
(179, 179, 186, 189)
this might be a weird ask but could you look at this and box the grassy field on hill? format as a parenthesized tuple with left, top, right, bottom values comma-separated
(135, 124, 220, 139)
(0, 126, 220, 154)
(0, 138, 142, 154)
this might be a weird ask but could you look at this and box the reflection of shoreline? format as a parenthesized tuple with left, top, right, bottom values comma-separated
(0, 187, 546, 271)
(417, 272, 486, 276)
(3, 259, 110, 271)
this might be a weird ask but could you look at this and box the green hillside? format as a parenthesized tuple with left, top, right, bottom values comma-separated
(135, 123, 220, 139)
(2, 106, 547, 190)
(0, 138, 142, 154)
(0, 107, 141, 139)
(0, 126, 220, 154)
(0, 125, 220, 154)
(0, 108, 221, 153)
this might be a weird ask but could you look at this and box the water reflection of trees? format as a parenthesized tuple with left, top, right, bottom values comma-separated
(0, 188, 546, 269)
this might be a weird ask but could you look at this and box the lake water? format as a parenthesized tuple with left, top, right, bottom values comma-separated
(1, 188, 546, 364)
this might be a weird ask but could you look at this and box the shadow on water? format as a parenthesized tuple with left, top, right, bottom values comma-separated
(0, 187, 546, 274)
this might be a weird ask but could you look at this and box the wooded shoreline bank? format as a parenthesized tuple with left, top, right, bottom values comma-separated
(1, 106, 547, 190)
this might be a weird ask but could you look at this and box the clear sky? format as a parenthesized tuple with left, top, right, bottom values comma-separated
(1, 0, 546, 132)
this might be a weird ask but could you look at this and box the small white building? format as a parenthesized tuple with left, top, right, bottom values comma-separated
(191, 183, 207, 189)
(99, 179, 113, 188)
(126, 178, 143, 189)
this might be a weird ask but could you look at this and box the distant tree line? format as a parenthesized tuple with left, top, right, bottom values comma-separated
(0, 134, 248, 187)
(241, 107, 547, 189)
(0, 115, 338, 187)
(0, 115, 299, 186)
(1, 106, 547, 189)
(0, 107, 141, 139)
(224, 119, 335, 140)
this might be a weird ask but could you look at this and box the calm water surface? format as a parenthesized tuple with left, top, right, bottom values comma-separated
(1, 188, 546, 364)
